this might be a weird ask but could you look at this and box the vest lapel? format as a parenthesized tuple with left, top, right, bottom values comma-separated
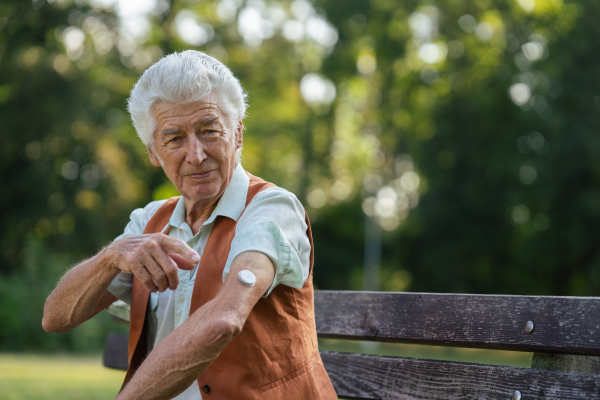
(189, 216, 236, 313)
(123, 196, 179, 386)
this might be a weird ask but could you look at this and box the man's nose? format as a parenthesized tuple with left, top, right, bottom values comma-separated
(185, 134, 207, 165)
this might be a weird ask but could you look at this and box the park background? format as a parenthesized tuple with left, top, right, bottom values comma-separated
(0, 0, 599, 398)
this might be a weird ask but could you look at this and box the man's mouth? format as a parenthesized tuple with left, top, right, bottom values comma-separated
(186, 170, 215, 179)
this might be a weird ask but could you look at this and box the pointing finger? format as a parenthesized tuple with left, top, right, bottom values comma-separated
(168, 252, 197, 270)
(161, 236, 200, 265)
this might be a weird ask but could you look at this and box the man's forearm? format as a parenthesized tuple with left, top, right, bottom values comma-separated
(42, 247, 120, 333)
(116, 301, 242, 400)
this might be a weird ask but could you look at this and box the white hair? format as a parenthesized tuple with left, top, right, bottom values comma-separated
(127, 51, 247, 155)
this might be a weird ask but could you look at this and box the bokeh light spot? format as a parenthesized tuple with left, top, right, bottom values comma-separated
(475, 22, 493, 41)
(300, 73, 336, 107)
(512, 204, 530, 224)
(307, 189, 327, 208)
(458, 15, 477, 33)
(522, 42, 544, 61)
(420, 66, 439, 84)
(61, 161, 79, 180)
(419, 42, 446, 64)
(357, 52, 376, 75)
(519, 164, 537, 185)
(509, 83, 531, 106)
(517, 0, 536, 13)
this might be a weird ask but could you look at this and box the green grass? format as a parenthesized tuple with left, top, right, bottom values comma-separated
(0, 353, 125, 400)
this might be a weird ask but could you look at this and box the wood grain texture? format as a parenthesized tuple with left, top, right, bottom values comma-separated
(321, 351, 600, 400)
(315, 291, 600, 355)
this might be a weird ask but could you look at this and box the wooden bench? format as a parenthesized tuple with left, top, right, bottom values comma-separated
(104, 291, 600, 399)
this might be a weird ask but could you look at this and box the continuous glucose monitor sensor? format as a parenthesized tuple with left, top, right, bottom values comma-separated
(238, 270, 256, 287)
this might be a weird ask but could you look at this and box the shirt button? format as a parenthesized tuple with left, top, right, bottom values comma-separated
(202, 385, 211, 393)
(178, 295, 185, 302)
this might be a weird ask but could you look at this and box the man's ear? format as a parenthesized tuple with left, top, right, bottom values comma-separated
(147, 144, 162, 167)
(235, 121, 243, 149)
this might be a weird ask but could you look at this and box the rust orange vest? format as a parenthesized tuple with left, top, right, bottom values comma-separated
(124, 172, 337, 400)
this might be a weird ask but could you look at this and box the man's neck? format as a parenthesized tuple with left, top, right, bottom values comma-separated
(184, 197, 221, 235)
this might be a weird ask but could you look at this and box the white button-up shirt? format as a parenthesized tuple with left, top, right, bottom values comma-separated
(107, 163, 311, 399)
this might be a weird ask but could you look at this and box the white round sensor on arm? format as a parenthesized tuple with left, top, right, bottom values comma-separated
(238, 270, 256, 287)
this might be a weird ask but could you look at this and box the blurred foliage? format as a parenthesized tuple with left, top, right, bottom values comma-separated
(0, 0, 598, 351)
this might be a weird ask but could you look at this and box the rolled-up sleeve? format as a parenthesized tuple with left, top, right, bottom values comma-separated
(223, 188, 311, 296)
(107, 272, 133, 305)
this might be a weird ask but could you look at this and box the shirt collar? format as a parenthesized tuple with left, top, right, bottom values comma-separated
(169, 163, 249, 230)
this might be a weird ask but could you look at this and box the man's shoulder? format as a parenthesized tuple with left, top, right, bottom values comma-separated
(129, 198, 171, 226)
(139, 198, 171, 214)
(249, 186, 305, 211)
(254, 186, 294, 198)
(115, 198, 174, 240)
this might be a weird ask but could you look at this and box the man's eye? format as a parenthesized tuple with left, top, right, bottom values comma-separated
(202, 130, 219, 139)
(170, 136, 181, 143)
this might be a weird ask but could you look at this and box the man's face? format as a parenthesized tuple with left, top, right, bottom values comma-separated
(148, 98, 242, 207)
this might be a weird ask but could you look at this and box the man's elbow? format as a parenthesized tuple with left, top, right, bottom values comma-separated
(42, 315, 73, 333)
(203, 316, 243, 347)
(42, 302, 74, 333)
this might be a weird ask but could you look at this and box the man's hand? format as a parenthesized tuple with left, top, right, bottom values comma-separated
(108, 234, 200, 292)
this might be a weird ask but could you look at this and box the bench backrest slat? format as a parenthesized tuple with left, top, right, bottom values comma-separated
(320, 351, 600, 400)
(315, 291, 600, 355)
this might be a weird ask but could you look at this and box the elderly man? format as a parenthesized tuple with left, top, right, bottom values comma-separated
(42, 50, 337, 400)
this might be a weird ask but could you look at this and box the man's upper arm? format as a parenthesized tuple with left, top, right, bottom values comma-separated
(222, 188, 310, 297)
(206, 250, 277, 323)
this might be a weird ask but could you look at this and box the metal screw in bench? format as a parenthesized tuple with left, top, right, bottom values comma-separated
(512, 390, 522, 400)
(525, 320, 535, 334)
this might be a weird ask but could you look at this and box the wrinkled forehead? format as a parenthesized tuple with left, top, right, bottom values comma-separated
(151, 98, 230, 129)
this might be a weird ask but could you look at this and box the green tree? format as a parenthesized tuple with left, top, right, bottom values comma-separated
(1, 0, 599, 351)
(0, 0, 150, 350)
